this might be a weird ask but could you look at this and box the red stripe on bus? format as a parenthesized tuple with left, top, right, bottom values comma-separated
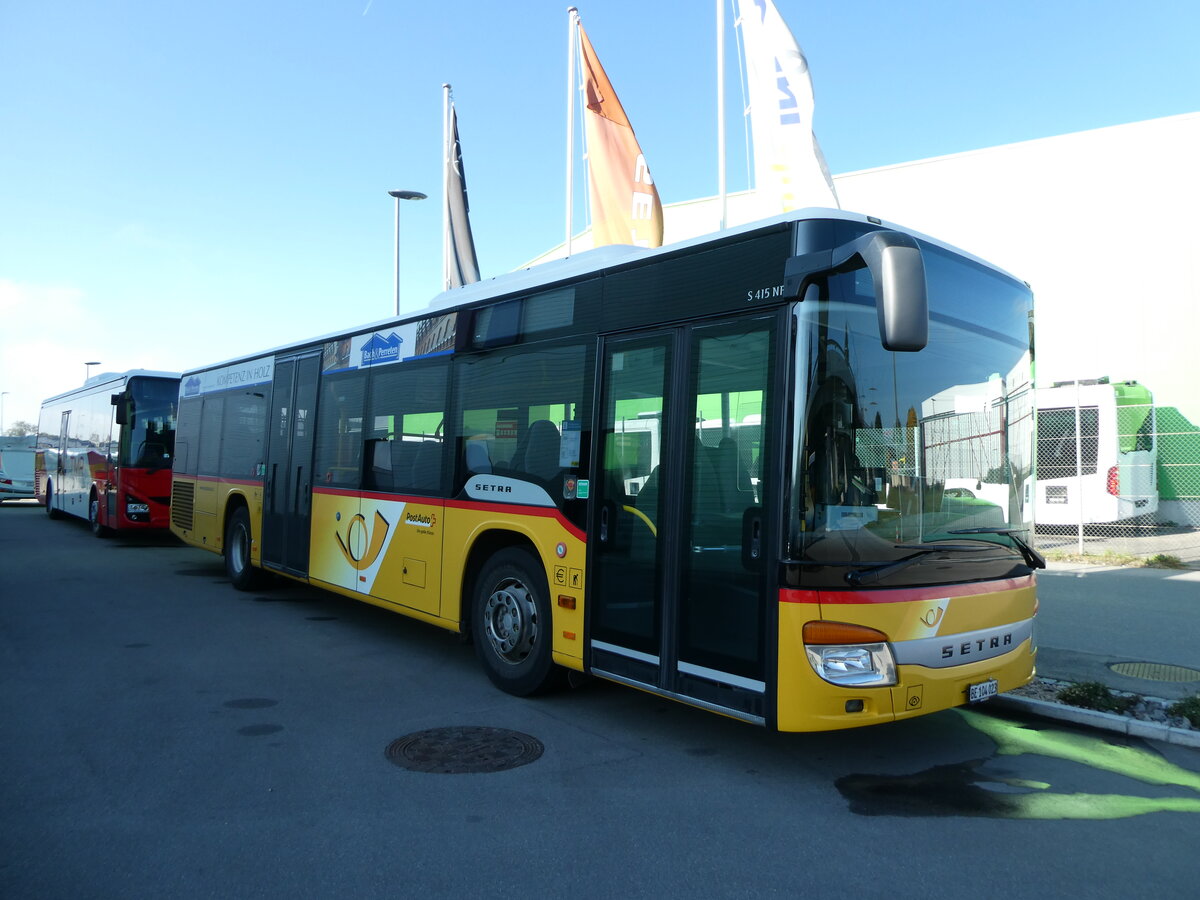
(780, 576, 1033, 605)
(444, 498, 587, 544)
(308, 487, 587, 544)
(311, 485, 444, 504)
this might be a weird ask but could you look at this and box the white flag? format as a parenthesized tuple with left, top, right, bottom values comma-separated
(737, 0, 839, 214)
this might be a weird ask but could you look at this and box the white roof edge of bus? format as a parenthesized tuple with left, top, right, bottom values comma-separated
(41, 369, 182, 405)
(181, 207, 1027, 376)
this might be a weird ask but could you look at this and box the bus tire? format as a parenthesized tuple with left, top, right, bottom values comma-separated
(45, 481, 62, 519)
(89, 491, 111, 538)
(224, 506, 262, 591)
(471, 547, 560, 696)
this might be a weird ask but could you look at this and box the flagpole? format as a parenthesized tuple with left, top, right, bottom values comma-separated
(442, 84, 451, 290)
(717, 0, 728, 231)
(566, 7, 578, 256)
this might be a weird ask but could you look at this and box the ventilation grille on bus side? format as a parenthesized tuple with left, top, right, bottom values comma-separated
(171, 480, 195, 531)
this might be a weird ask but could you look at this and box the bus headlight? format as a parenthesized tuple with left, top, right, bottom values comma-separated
(126, 501, 150, 515)
(803, 622, 897, 687)
(805, 644, 897, 686)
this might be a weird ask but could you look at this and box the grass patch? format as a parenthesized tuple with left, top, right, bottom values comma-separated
(1042, 550, 1188, 569)
(1167, 696, 1200, 728)
(1056, 680, 1136, 714)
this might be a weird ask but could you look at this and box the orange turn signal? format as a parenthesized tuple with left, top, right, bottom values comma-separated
(803, 621, 889, 645)
(557, 595, 577, 609)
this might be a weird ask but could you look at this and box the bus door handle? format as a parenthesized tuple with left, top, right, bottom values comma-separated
(599, 504, 610, 543)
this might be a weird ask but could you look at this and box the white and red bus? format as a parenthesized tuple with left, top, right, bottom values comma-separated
(36, 370, 180, 536)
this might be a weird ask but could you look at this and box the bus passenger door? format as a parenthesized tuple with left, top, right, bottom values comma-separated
(590, 334, 673, 689)
(52, 410, 71, 514)
(262, 354, 320, 576)
(590, 314, 778, 725)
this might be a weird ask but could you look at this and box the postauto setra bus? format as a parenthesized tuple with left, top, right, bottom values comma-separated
(37, 370, 180, 535)
(170, 210, 1042, 731)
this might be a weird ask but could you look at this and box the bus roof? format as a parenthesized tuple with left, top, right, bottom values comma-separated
(180, 208, 1028, 377)
(40, 370, 181, 405)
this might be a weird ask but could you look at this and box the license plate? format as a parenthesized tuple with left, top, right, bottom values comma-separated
(968, 679, 998, 703)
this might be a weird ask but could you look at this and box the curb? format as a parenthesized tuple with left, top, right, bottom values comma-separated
(992, 694, 1200, 749)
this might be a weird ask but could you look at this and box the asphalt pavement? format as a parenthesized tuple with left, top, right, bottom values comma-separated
(996, 561, 1200, 746)
(4, 500, 1200, 897)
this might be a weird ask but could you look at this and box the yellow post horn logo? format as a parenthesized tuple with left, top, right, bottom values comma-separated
(920, 607, 945, 628)
(335, 510, 390, 570)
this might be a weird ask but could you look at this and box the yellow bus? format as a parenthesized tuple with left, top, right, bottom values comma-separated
(170, 210, 1042, 731)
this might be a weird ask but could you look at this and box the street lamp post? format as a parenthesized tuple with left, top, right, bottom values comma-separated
(85, 361, 101, 381)
(388, 189, 427, 317)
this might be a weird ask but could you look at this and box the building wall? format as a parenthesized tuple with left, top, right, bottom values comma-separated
(832, 113, 1200, 422)
(831, 113, 1200, 525)
(534, 113, 1200, 527)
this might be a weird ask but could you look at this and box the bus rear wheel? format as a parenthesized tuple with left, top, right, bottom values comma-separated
(224, 506, 263, 591)
(89, 491, 111, 538)
(471, 547, 560, 696)
(45, 482, 62, 519)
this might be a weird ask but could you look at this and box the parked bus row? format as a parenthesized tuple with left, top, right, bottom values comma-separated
(32, 210, 1049, 732)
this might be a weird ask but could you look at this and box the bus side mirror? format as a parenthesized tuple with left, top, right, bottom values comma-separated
(785, 230, 928, 352)
(112, 391, 129, 425)
(839, 231, 928, 352)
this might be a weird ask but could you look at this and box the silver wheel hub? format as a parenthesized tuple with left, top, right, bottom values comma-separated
(483, 578, 537, 664)
(231, 526, 247, 569)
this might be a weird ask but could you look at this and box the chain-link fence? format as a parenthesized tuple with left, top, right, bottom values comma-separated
(1033, 382, 1200, 564)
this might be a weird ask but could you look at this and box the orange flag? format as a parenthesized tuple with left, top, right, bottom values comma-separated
(577, 22, 663, 248)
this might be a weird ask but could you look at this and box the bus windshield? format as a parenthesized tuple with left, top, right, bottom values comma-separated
(791, 242, 1035, 587)
(120, 377, 178, 469)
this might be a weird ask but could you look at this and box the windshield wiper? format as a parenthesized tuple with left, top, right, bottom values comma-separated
(845, 543, 983, 587)
(948, 527, 1046, 570)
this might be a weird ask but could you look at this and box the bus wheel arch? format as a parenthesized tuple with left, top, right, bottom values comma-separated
(223, 498, 263, 591)
(45, 480, 62, 519)
(88, 488, 111, 538)
(466, 535, 561, 696)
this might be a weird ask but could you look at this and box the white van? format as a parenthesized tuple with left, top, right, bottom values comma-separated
(0, 437, 37, 501)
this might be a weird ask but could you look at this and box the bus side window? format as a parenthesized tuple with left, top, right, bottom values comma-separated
(365, 362, 449, 496)
(465, 438, 492, 474)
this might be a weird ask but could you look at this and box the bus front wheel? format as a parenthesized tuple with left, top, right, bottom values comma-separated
(45, 481, 62, 519)
(224, 506, 262, 591)
(471, 547, 559, 696)
(89, 491, 111, 538)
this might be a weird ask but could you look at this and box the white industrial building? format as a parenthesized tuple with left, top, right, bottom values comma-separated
(537, 112, 1200, 527)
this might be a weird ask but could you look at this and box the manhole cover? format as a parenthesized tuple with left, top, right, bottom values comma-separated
(1109, 662, 1200, 683)
(386, 726, 544, 774)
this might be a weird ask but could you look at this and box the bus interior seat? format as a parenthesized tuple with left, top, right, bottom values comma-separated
(515, 420, 561, 480)
(410, 441, 442, 490)
(366, 439, 392, 490)
(465, 438, 492, 475)
(390, 441, 420, 488)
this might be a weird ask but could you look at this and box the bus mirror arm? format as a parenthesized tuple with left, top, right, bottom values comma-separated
(112, 391, 129, 426)
(784, 231, 929, 352)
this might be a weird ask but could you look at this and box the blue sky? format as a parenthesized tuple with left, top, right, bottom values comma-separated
(2, 0, 1198, 428)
